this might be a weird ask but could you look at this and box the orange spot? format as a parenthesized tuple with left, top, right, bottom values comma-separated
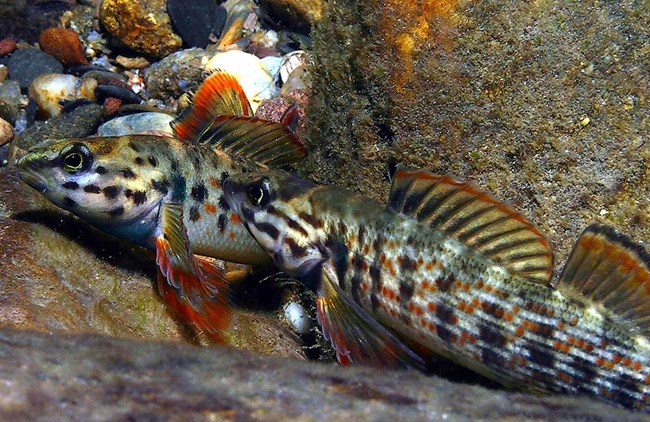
(600, 339, 609, 348)
(596, 357, 605, 367)
(425, 262, 433, 271)
(422, 280, 430, 290)
(570, 316, 579, 326)
(230, 213, 241, 224)
(476, 280, 484, 289)
(644, 375, 650, 385)
(512, 305, 520, 314)
(361, 261, 369, 272)
(612, 355, 622, 364)
(576, 338, 585, 349)
(204, 203, 217, 214)
(561, 344, 570, 353)
(504, 312, 513, 322)
(623, 357, 633, 367)
(557, 322, 566, 331)
(362, 245, 370, 255)
(462, 283, 470, 292)
(208, 178, 221, 188)
(427, 302, 437, 312)
(515, 326, 525, 337)
(485, 285, 493, 293)
(466, 306, 474, 314)
(634, 362, 643, 371)
(495, 308, 504, 318)
(228, 231, 236, 240)
(472, 298, 480, 307)
(553, 341, 563, 351)
(458, 301, 467, 311)
(605, 360, 614, 370)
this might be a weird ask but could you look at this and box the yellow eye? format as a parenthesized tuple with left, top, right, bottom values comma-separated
(248, 186, 265, 206)
(63, 152, 83, 172)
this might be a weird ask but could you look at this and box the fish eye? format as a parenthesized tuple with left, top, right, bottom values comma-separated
(61, 143, 93, 174)
(247, 180, 271, 207)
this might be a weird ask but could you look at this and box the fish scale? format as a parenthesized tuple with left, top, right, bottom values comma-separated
(223, 167, 650, 412)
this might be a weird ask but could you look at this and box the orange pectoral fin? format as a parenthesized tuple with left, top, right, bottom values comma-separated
(155, 202, 232, 342)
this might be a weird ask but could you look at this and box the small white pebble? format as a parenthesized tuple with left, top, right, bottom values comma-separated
(283, 302, 311, 335)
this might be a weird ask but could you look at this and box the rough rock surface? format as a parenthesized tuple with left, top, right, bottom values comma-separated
(305, 0, 650, 268)
(0, 328, 643, 420)
(99, 0, 182, 58)
(0, 167, 305, 358)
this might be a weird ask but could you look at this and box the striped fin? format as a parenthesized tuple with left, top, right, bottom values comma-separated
(388, 166, 554, 285)
(155, 202, 232, 342)
(172, 71, 253, 141)
(196, 115, 307, 167)
(316, 265, 426, 370)
(557, 224, 650, 334)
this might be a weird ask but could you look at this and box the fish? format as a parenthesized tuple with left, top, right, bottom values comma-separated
(222, 166, 650, 412)
(16, 71, 307, 342)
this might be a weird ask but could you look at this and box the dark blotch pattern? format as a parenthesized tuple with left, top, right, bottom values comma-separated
(63, 197, 76, 207)
(481, 348, 502, 366)
(128, 141, 140, 152)
(148, 156, 158, 167)
(286, 218, 308, 237)
(286, 237, 307, 257)
(527, 346, 555, 368)
(109, 206, 125, 217)
(152, 178, 170, 195)
(218, 213, 227, 233)
(256, 222, 280, 239)
(84, 184, 101, 194)
(189, 205, 201, 222)
(103, 186, 120, 199)
(135, 157, 144, 165)
(62, 181, 78, 190)
(436, 324, 455, 343)
(298, 211, 323, 229)
(218, 195, 230, 211)
(95, 166, 107, 174)
(191, 183, 207, 203)
(479, 325, 507, 347)
(122, 169, 136, 179)
(132, 191, 147, 206)
(369, 262, 382, 311)
(613, 374, 641, 409)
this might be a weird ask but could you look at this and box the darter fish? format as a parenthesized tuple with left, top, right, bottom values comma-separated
(16, 72, 307, 342)
(223, 166, 650, 412)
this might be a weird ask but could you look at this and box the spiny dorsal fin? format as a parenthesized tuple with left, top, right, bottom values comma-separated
(388, 166, 554, 285)
(196, 115, 307, 167)
(172, 71, 253, 142)
(557, 224, 650, 334)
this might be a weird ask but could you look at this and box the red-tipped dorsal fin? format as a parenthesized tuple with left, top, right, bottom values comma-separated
(557, 224, 650, 335)
(316, 264, 426, 370)
(388, 166, 554, 285)
(155, 202, 231, 342)
(172, 71, 253, 142)
(196, 115, 307, 167)
(280, 103, 300, 133)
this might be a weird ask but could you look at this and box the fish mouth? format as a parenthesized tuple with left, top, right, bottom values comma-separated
(16, 157, 49, 193)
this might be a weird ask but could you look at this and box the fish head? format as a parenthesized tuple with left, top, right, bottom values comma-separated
(16, 135, 170, 229)
(223, 169, 326, 282)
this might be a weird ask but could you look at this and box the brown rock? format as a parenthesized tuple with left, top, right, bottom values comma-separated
(99, 0, 183, 58)
(38, 27, 89, 66)
(0, 117, 13, 146)
(0, 38, 16, 56)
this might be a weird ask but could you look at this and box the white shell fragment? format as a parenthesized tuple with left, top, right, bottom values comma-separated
(283, 301, 312, 335)
(97, 112, 176, 137)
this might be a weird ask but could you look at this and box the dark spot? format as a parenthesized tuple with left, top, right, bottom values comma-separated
(218, 195, 230, 211)
(132, 191, 147, 206)
(83, 184, 101, 194)
(63, 197, 76, 207)
(481, 302, 504, 319)
(109, 206, 125, 217)
(481, 348, 502, 365)
(358, 225, 366, 246)
(103, 186, 120, 199)
(350, 274, 363, 304)
(124, 189, 133, 198)
(134, 157, 144, 165)
(570, 355, 597, 385)
(286, 218, 308, 237)
(398, 255, 417, 273)
(220, 171, 230, 185)
(148, 156, 158, 167)
(527, 346, 555, 368)
(398, 280, 415, 303)
(218, 214, 227, 233)
(369, 262, 382, 311)
(62, 181, 78, 190)
(436, 274, 455, 293)
(128, 141, 140, 152)
(436, 303, 456, 324)
(612, 374, 641, 408)
(152, 178, 170, 195)
(327, 238, 349, 285)
(170, 159, 179, 172)
(95, 166, 107, 175)
(479, 325, 507, 347)
(122, 168, 136, 179)
(256, 222, 280, 239)
(298, 211, 323, 229)
(403, 188, 429, 216)
(191, 183, 207, 202)
(189, 205, 201, 222)
(437, 324, 455, 343)
(533, 323, 555, 338)
(286, 237, 307, 257)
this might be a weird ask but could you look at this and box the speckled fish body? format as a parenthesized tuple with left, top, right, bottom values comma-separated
(16, 72, 307, 340)
(223, 168, 650, 412)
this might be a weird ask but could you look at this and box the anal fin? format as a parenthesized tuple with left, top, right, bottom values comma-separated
(558, 224, 650, 335)
(316, 265, 426, 370)
(388, 166, 554, 285)
(156, 202, 231, 342)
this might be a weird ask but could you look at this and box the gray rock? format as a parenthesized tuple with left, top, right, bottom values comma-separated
(145, 48, 211, 99)
(97, 112, 176, 136)
(0, 328, 642, 420)
(15, 103, 104, 151)
(8, 48, 64, 89)
(0, 79, 22, 124)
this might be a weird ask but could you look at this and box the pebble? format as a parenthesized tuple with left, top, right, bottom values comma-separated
(115, 55, 150, 69)
(0, 117, 13, 146)
(167, 0, 228, 48)
(97, 112, 176, 137)
(95, 85, 143, 105)
(7, 48, 64, 89)
(282, 301, 312, 335)
(144, 48, 211, 99)
(0, 65, 7, 82)
(205, 50, 279, 112)
(0, 80, 23, 124)
(99, 0, 182, 58)
(0, 38, 17, 56)
(28, 73, 97, 119)
(215, 0, 256, 50)
(38, 27, 88, 66)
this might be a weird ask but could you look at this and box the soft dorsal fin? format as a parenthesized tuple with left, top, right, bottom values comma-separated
(172, 71, 253, 142)
(195, 115, 307, 167)
(388, 166, 554, 285)
(557, 224, 650, 334)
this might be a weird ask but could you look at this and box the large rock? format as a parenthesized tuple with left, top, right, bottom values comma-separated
(304, 0, 650, 265)
(0, 328, 642, 420)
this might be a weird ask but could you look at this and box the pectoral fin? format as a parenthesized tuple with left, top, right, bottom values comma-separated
(316, 264, 425, 370)
(155, 202, 231, 342)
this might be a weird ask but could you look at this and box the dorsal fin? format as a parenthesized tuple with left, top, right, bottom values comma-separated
(557, 224, 650, 335)
(172, 71, 253, 142)
(388, 166, 554, 285)
(195, 115, 307, 167)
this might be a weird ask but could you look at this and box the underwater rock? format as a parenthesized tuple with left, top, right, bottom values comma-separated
(13, 103, 104, 151)
(0, 328, 641, 420)
(214, 0, 256, 50)
(167, 0, 228, 48)
(114, 55, 150, 69)
(0, 64, 7, 82)
(205, 50, 279, 112)
(0, 38, 16, 56)
(7, 48, 64, 89)
(38, 27, 89, 67)
(144, 48, 211, 99)
(0, 0, 72, 44)
(96, 112, 176, 136)
(258, 0, 325, 35)
(0, 80, 22, 125)
(0, 117, 13, 146)
(305, 0, 650, 264)
(98, 0, 183, 58)
(28, 73, 97, 119)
